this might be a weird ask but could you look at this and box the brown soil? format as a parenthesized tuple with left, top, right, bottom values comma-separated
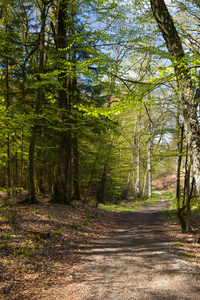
(0, 194, 200, 299)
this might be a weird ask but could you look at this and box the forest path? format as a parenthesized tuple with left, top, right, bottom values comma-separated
(45, 194, 200, 300)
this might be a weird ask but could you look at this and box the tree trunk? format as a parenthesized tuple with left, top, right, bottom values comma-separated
(96, 165, 107, 207)
(183, 144, 189, 206)
(19, 129, 24, 198)
(147, 153, 152, 198)
(5, 40, 11, 199)
(71, 44, 79, 200)
(176, 116, 181, 200)
(26, 2, 46, 203)
(52, 0, 72, 204)
(175, 125, 187, 232)
(135, 130, 140, 197)
(83, 145, 101, 205)
(186, 176, 195, 232)
(15, 151, 18, 197)
(176, 125, 184, 203)
(150, 0, 200, 195)
(144, 123, 152, 198)
(36, 150, 45, 195)
(96, 137, 114, 207)
(72, 134, 81, 200)
(143, 169, 148, 196)
(124, 115, 137, 199)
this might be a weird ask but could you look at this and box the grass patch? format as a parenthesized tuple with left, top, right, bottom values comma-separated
(161, 198, 177, 218)
(161, 190, 200, 219)
(99, 189, 171, 213)
(190, 196, 200, 214)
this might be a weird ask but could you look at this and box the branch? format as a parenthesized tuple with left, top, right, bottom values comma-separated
(50, 21, 57, 50)
(110, 72, 153, 85)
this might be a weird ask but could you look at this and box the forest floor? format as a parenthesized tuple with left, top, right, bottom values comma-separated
(0, 189, 200, 299)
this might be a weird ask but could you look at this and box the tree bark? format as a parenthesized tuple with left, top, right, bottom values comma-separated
(27, 1, 46, 203)
(83, 145, 101, 205)
(72, 134, 81, 200)
(176, 125, 184, 203)
(96, 137, 114, 207)
(96, 165, 107, 207)
(5, 27, 11, 199)
(124, 115, 137, 199)
(186, 176, 194, 232)
(135, 130, 140, 197)
(147, 133, 152, 198)
(143, 122, 152, 198)
(19, 129, 24, 198)
(150, 0, 200, 194)
(52, 0, 72, 204)
(175, 124, 187, 232)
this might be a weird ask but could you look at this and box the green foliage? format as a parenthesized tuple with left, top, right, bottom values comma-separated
(0, 202, 9, 219)
(10, 236, 43, 258)
(70, 224, 81, 230)
(12, 243, 43, 258)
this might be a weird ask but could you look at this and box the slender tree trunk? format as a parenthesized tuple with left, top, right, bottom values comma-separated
(176, 125, 184, 202)
(186, 176, 194, 232)
(183, 144, 189, 206)
(15, 151, 18, 197)
(143, 123, 152, 197)
(72, 134, 81, 200)
(150, 0, 200, 195)
(143, 169, 148, 196)
(12, 148, 15, 197)
(183, 151, 194, 232)
(83, 145, 101, 205)
(175, 125, 187, 232)
(27, 2, 46, 204)
(147, 138, 152, 198)
(36, 150, 45, 195)
(176, 126, 180, 199)
(19, 129, 23, 198)
(96, 137, 114, 207)
(5, 44, 11, 199)
(71, 39, 80, 200)
(135, 131, 140, 197)
(96, 165, 107, 207)
(6, 137, 11, 198)
(176, 124, 183, 204)
(124, 115, 137, 199)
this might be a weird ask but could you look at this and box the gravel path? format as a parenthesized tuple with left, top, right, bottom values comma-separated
(51, 196, 200, 299)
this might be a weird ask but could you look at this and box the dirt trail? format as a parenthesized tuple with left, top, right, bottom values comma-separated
(43, 196, 200, 300)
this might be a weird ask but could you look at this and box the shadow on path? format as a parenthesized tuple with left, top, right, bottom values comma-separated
(60, 198, 200, 299)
